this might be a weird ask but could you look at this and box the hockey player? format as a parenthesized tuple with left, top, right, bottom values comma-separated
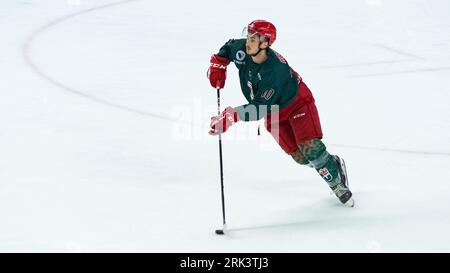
(207, 20, 354, 207)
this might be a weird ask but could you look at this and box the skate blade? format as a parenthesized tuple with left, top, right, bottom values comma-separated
(343, 198, 355, 208)
(339, 157, 349, 187)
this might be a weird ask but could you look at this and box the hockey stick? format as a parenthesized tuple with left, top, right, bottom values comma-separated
(215, 88, 227, 235)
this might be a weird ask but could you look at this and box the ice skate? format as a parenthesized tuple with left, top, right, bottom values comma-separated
(331, 155, 354, 207)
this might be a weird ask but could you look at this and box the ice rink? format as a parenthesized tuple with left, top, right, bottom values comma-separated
(1, 0, 449, 252)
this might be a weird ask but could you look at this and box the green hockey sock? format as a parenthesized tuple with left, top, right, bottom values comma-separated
(298, 139, 340, 187)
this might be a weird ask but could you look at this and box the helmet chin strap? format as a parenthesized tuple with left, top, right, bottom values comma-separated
(249, 42, 266, 57)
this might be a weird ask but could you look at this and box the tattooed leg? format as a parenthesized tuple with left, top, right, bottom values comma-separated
(298, 139, 340, 187)
(290, 148, 310, 166)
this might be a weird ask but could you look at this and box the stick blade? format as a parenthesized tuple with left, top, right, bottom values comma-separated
(215, 229, 225, 235)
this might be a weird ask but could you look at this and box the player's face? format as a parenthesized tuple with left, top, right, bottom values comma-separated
(246, 33, 261, 55)
(246, 33, 268, 55)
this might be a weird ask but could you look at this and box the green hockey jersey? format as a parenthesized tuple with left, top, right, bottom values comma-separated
(217, 38, 299, 121)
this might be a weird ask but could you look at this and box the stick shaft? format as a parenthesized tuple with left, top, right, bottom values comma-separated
(216, 88, 226, 226)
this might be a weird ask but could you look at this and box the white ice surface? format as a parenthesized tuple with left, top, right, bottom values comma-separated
(1, 0, 450, 252)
